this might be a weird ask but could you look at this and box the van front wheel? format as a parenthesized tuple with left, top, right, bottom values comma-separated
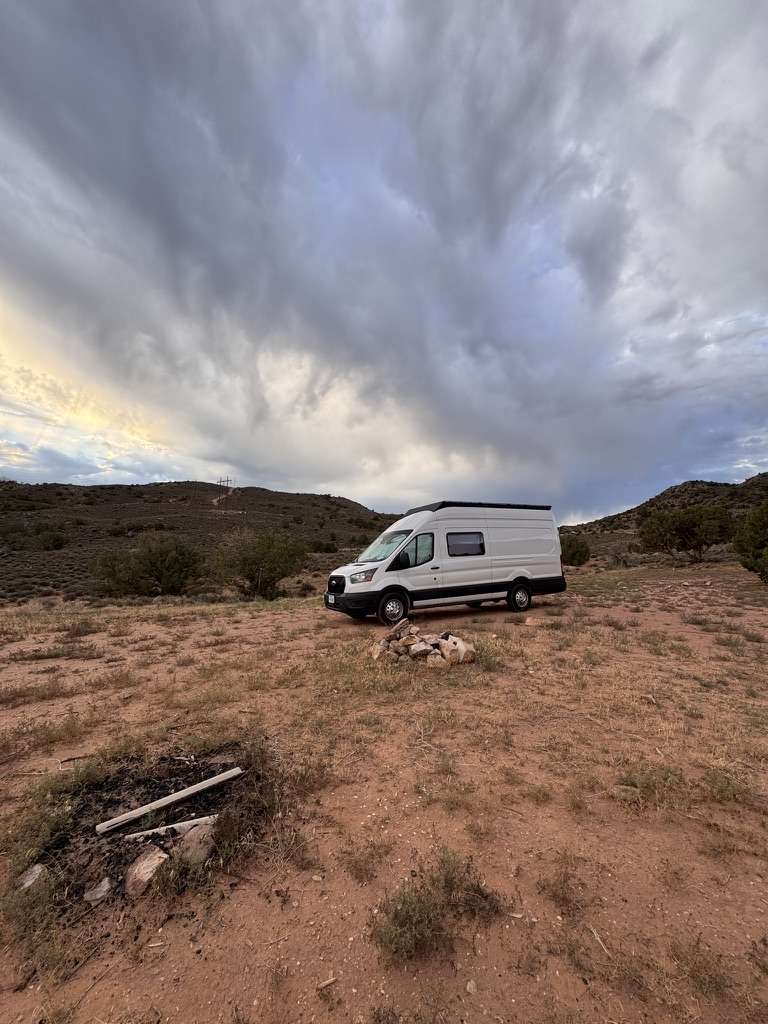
(507, 583, 531, 613)
(377, 591, 409, 626)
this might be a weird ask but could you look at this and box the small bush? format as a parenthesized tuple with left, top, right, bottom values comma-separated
(370, 848, 503, 960)
(560, 533, 590, 566)
(734, 504, 768, 584)
(93, 534, 203, 596)
(215, 528, 306, 599)
(615, 762, 688, 810)
(38, 530, 67, 551)
(312, 539, 338, 553)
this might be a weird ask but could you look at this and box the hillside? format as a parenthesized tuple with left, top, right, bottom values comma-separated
(0, 480, 397, 602)
(579, 472, 768, 531)
(562, 471, 768, 560)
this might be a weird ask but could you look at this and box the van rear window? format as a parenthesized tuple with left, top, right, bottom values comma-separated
(447, 531, 485, 557)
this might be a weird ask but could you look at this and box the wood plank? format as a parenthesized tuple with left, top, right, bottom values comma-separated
(124, 814, 218, 840)
(95, 767, 243, 834)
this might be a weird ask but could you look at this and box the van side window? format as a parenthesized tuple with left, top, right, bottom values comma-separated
(447, 531, 485, 557)
(396, 533, 434, 569)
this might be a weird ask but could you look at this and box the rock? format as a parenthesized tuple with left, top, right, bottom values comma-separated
(400, 635, 419, 647)
(409, 641, 433, 658)
(426, 651, 448, 669)
(177, 824, 215, 866)
(456, 638, 476, 664)
(83, 877, 111, 904)
(386, 618, 411, 640)
(125, 846, 169, 898)
(438, 639, 461, 665)
(390, 641, 407, 655)
(408, 625, 420, 635)
(380, 649, 400, 665)
(420, 633, 440, 645)
(17, 863, 48, 892)
(466, 979, 477, 995)
(371, 644, 384, 661)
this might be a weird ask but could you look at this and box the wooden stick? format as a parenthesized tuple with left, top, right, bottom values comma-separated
(95, 768, 243, 834)
(124, 814, 218, 840)
(317, 977, 337, 991)
(587, 924, 612, 958)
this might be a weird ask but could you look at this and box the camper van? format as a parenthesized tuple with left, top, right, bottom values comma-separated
(324, 500, 566, 625)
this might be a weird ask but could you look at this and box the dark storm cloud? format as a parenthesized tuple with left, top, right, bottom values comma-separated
(0, 1, 766, 515)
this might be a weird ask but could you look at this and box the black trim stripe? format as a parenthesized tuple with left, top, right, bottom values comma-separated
(405, 500, 552, 514)
(407, 576, 566, 602)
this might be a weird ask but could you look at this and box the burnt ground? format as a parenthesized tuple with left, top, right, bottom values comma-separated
(0, 561, 767, 1024)
(23, 751, 244, 898)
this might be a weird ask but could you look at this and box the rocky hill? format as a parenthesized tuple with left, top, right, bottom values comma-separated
(561, 472, 768, 561)
(0, 480, 396, 602)
(578, 472, 768, 531)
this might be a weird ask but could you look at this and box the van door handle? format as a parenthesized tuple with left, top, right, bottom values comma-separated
(431, 565, 440, 570)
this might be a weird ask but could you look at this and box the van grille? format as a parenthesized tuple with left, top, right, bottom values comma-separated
(328, 575, 346, 594)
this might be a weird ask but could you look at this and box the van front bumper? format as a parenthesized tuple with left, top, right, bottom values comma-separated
(323, 591, 379, 616)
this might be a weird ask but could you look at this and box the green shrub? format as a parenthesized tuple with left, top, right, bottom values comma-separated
(215, 528, 306, 599)
(94, 534, 202, 596)
(312, 539, 338, 553)
(734, 504, 768, 584)
(560, 533, 590, 566)
(639, 505, 733, 560)
(38, 530, 67, 551)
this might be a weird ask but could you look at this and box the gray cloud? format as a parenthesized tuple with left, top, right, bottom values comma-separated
(0, 0, 766, 518)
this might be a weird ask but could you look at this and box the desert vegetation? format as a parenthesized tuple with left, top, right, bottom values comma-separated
(638, 504, 734, 560)
(0, 479, 394, 602)
(1, 557, 767, 1023)
(213, 528, 307, 599)
(559, 532, 590, 565)
(735, 503, 768, 584)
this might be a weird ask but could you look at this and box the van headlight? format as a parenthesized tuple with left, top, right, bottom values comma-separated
(350, 568, 377, 584)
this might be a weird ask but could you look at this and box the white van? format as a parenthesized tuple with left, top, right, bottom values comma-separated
(324, 500, 565, 625)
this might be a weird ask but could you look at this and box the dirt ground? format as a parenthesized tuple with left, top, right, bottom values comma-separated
(1, 562, 767, 1024)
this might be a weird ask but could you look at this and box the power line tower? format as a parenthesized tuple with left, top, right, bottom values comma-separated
(215, 476, 235, 508)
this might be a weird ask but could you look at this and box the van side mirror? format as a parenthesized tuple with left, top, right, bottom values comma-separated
(395, 550, 411, 570)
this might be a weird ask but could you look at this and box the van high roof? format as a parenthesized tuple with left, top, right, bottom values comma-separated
(405, 500, 552, 514)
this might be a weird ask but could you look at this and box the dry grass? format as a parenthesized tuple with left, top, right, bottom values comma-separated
(339, 838, 395, 883)
(670, 934, 734, 997)
(0, 561, 767, 1022)
(370, 848, 503, 960)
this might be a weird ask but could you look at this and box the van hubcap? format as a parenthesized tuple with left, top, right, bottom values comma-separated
(385, 597, 404, 621)
(514, 588, 529, 608)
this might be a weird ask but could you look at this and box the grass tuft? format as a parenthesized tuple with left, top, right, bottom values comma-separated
(370, 848, 503, 960)
(670, 934, 733, 997)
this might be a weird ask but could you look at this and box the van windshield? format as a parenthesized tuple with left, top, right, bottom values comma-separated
(356, 530, 412, 563)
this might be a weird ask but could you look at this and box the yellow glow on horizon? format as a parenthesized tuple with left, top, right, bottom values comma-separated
(0, 301, 170, 464)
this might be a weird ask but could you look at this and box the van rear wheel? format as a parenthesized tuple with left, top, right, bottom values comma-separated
(377, 591, 408, 626)
(507, 583, 531, 613)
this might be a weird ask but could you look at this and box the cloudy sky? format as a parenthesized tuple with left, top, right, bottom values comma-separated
(0, 1, 766, 520)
